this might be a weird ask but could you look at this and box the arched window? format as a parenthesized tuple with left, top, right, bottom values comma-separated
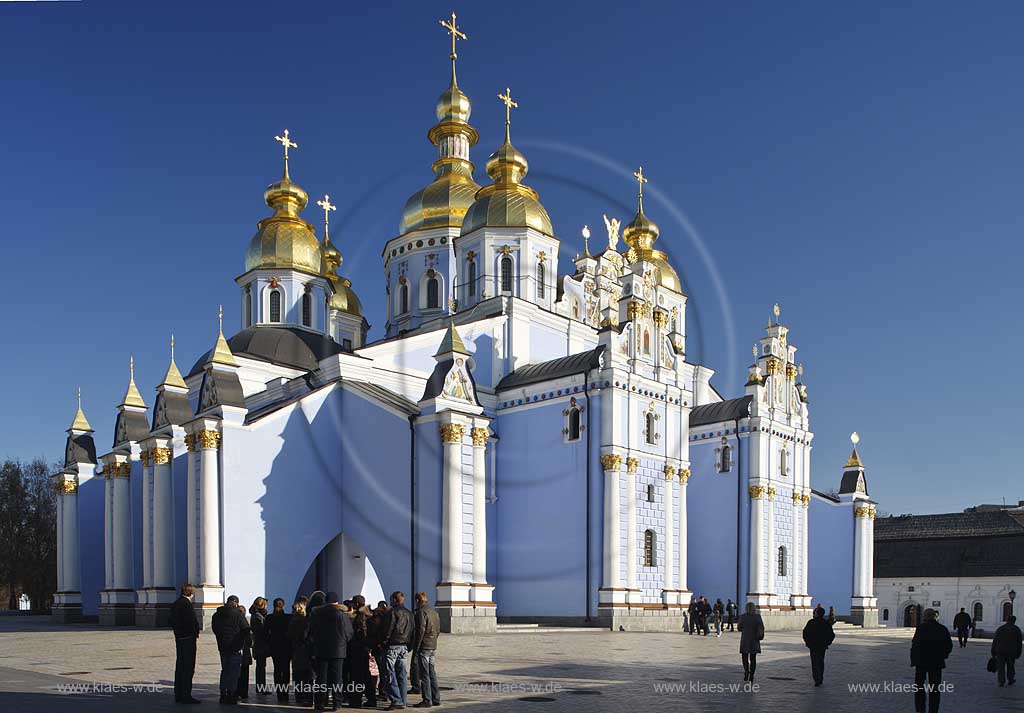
(643, 330, 651, 354)
(269, 289, 282, 323)
(244, 285, 252, 327)
(537, 261, 546, 299)
(566, 407, 581, 441)
(973, 602, 983, 623)
(1003, 601, 1013, 622)
(426, 275, 440, 309)
(400, 282, 409, 314)
(301, 290, 312, 327)
(646, 483, 655, 503)
(721, 444, 733, 473)
(780, 446, 789, 476)
(777, 546, 787, 577)
(468, 260, 477, 297)
(643, 529, 656, 567)
(500, 256, 513, 293)
(645, 412, 657, 445)
(883, 608, 890, 622)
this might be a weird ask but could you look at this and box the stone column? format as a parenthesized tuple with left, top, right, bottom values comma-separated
(469, 427, 493, 607)
(195, 428, 224, 626)
(661, 465, 675, 604)
(747, 485, 770, 606)
(185, 434, 198, 585)
(625, 457, 639, 604)
(439, 423, 465, 585)
(765, 487, 776, 605)
(598, 454, 626, 616)
(677, 469, 690, 598)
(104, 469, 114, 591)
(52, 476, 82, 622)
(150, 441, 176, 622)
(139, 449, 153, 604)
(850, 504, 878, 626)
(101, 460, 135, 625)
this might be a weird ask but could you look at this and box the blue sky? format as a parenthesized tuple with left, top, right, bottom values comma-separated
(1, 1, 1020, 514)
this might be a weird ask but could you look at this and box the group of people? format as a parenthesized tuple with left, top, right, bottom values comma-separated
(685, 596, 736, 636)
(169, 583, 444, 709)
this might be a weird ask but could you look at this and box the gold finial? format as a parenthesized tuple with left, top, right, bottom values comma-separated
(317, 194, 336, 240)
(211, 304, 237, 367)
(170, 334, 175, 361)
(773, 302, 781, 323)
(851, 431, 860, 446)
(161, 334, 187, 390)
(439, 11, 467, 83)
(581, 225, 591, 257)
(120, 355, 146, 409)
(70, 386, 93, 432)
(498, 87, 518, 142)
(633, 166, 648, 212)
(274, 129, 298, 179)
(846, 431, 863, 468)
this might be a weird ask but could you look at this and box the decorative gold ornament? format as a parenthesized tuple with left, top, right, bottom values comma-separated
(471, 427, 489, 446)
(854, 506, 871, 519)
(765, 358, 782, 376)
(792, 492, 802, 504)
(626, 457, 639, 474)
(439, 423, 466, 443)
(785, 363, 798, 381)
(151, 447, 172, 465)
(600, 454, 622, 471)
(197, 430, 221, 450)
(439, 11, 466, 72)
(653, 310, 668, 329)
(767, 487, 777, 500)
(497, 86, 518, 133)
(274, 128, 298, 178)
(317, 194, 337, 241)
(184, 433, 197, 452)
(868, 506, 877, 519)
(677, 468, 691, 484)
(663, 465, 676, 480)
(749, 485, 766, 499)
(111, 462, 132, 478)
(56, 479, 78, 496)
(140, 450, 151, 467)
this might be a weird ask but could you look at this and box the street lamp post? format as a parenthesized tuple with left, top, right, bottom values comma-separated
(1009, 589, 1016, 620)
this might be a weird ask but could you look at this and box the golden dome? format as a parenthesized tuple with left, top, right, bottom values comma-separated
(626, 248, 683, 293)
(331, 277, 364, 316)
(622, 209, 660, 250)
(622, 171, 681, 293)
(436, 82, 472, 124)
(461, 129, 553, 236)
(245, 175, 322, 275)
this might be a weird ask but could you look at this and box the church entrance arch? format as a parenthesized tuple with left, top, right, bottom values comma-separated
(903, 603, 921, 627)
(295, 532, 386, 606)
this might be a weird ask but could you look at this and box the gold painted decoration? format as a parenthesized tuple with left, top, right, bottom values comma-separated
(626, 457, 639, 474)
(600, 454, 622, 472)
(749, 485, 766, 499)
(471, 427, 489, 447)
(767, 487, 777, 500)
(663, 465, 676, 480)
(56, 479, 78, 496)
(854, 506, 871, 519)
(439, 423, 466, 443)
(785, 363, 798, 381)
(197, 430, 221, 450)
(140, 450, 151, 467)
(184, 433, 197, 452)
(111, 462, 132, 478)
(678, 468, 691, 484)
(151, 447, 172, 465)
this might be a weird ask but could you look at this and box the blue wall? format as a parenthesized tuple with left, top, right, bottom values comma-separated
(808, 498, 853, 615)
(78, 475, 105, 615)
(687, 436, 742, 604)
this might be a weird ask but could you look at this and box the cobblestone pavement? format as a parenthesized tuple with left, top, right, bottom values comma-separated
(0, 617, 1017, 712)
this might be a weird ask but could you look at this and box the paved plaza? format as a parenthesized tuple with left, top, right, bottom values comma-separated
(0, 617, 1018, 712)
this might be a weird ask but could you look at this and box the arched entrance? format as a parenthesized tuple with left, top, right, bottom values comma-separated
(295, 533, 386, 606)
(903, 603, 921, 627)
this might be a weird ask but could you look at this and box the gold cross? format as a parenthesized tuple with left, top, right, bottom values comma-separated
(498, 87, 518, 126)
(317, 194, 337, 239)
(439, 11, 466, 61)
(633, 166, 648, 198)
(274, 129, 298, 177)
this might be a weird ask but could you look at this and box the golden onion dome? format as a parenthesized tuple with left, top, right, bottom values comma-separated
(460, 134, 553, 237)
(331, 277, 364, 316)
(622, 209, 660, 250)
(622, 176, 681, 293)
(627, 248, 683, 293)
(436, 82, 472, 124)
(245, 175, 322, 275)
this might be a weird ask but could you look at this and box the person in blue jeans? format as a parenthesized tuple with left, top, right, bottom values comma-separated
(412, 592, 441, 708)
(383, 591, 414, 710)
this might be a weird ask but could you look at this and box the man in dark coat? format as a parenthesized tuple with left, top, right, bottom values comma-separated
(725, 598, 737, 632)
(952, 608, 972, 648)
(309, 591, 353, 711)
(211, 595, 251, 705)
(264, 597, 293, 702)
(169, 583, 201, 704)
(384, 591, 414, 709)
(687, 597, 697, 635)
(991, 615, 1023, 687)
(412, 592, 441, 708)
(802, 607, 836, 686)
(910, 608, 953, 713)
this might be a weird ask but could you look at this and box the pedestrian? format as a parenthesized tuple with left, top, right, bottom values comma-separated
(169, 583, 201, 704)
(952, 608, 972, 648)
(802, 606, 836, 686)
(370, 601, 392, 704)
(687, 597, 697, 635)
(738, 602, 765, 682)
(309, 591, 353, 711)
(700, 596, 711, 636)
(714, 598, 725, 638)
(384, 590, 414, 710)
(288, 597, 313, 705)
(211, 594, 251, 705)
(265, 597, 293, 702)
(827, 606, 836, 625)
(910, 608, 953, 713)
(991, 615, 1022, 687)
(412, 592, 441, 708)
(349, 602, 378, 708)
(247, 597, 270, 696)
(235, 600, 253, 701)
(726, 599, 737, 631)
(306, 591, 326, 697)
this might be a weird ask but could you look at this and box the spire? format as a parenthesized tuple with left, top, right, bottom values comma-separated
(434, 322, 471, 358)
(159, 335, 188, 390)
(69, 387, 94, 432)
(845, 431, 864, 468)
(211, 306, 238, 367)
(119, 356, 147, 409)
(498, 86, 518, 145)
(439, 10, 467, 86)
(274, 128, 298, 181)
(622, 165, 660, 251)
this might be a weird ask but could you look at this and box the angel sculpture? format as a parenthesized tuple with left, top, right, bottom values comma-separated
(602, 214, 621, 252)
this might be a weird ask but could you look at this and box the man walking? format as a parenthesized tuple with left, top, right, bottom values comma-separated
(211, 595, 250, 705)
(384, 591, 414, 710)
(412, 592, 441, 708)
(309, 591, 353, 711)
(802, 606, 836, 686)
(991, 615, 1023, 687)
(910, 608, 953, 713)
(726, 599, 737, 632)
(169, 583, 201, 704)
(952, 608, 972, 648)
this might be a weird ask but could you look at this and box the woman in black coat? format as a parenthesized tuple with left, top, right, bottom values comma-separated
(265, 597, 293, 702)
(305, 591, 327, 695)
(234, 601, 253, 700)
(287, 597, 312, 705)
(247, 597, 270, 696)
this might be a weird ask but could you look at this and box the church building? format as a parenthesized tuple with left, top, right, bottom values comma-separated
(52, 15, 876, 632)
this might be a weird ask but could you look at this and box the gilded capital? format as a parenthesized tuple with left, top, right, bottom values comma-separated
(197, 430, 221, 450)
(600, 454, 622, 472)
(749, 485, 766, 499)
(439, 423, 466, 444)
(626, 457, 639, 474)
(785, 363, 798, 381)
(868, 506, 877, 519)
(802, 494, 811, 507)
(140, 450, 151, 467)
(854, 505, 871, 519)
(653, 310, 668, 329)
(184, 433, 197, 452)
(767, 487, 777, 500)
(55, 479, 78, 496)
(111, 462, 132, 479)
(151, 447, 172, 465)
(663, 464, 676, 480)
(471, 427, 489, 447)
(678, 468, 691, 484)
(765, 358, 782, 376)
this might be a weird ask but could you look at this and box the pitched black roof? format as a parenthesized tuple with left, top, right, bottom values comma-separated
(188, 326, 345, 376)
(875, 511, 1024, 541)
(689, 395, 753, 427)
(839, 469, 868, 496)
(495, 346, 605, 391)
